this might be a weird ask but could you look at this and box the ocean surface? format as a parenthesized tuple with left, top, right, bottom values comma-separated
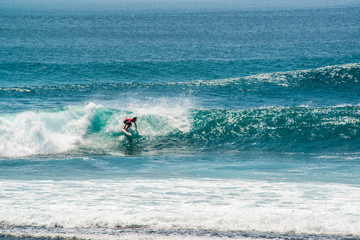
(1, 3, 360, 240)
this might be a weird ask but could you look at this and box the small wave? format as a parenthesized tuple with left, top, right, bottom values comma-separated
(1, 63, 359, 96)
(182, 63, 360, 88)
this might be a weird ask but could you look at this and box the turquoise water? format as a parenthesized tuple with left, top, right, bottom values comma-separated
(1, 3, 360, 240)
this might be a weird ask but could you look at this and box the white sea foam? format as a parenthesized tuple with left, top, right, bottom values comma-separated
(0, 102, 100, 157)
(0, 179, 359, 239)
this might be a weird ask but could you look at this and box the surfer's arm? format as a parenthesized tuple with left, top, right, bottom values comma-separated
(134, 122, 137, 132)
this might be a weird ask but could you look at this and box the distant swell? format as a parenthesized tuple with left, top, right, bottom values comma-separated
(1, 103, 360, 157)
(1, 63, 359, 94)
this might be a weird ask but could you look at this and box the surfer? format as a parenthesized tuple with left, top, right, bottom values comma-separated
(123, 117, 137, 133)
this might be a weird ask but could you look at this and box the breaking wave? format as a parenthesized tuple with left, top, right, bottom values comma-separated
(1, 102, 360, 157)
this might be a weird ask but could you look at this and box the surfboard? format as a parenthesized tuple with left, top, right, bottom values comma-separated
(122, 128, 132, 136)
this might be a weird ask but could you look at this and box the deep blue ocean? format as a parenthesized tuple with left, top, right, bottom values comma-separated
(1, 2, 360, 240)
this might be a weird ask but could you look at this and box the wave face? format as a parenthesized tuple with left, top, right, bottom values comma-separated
(1, 102, 359, 157)
(189, 105, 360, 152)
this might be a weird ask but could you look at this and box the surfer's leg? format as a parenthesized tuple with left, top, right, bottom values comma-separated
(124, 122, 132, 130)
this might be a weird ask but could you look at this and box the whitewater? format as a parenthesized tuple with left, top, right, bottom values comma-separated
(1, 3, 360, 240)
